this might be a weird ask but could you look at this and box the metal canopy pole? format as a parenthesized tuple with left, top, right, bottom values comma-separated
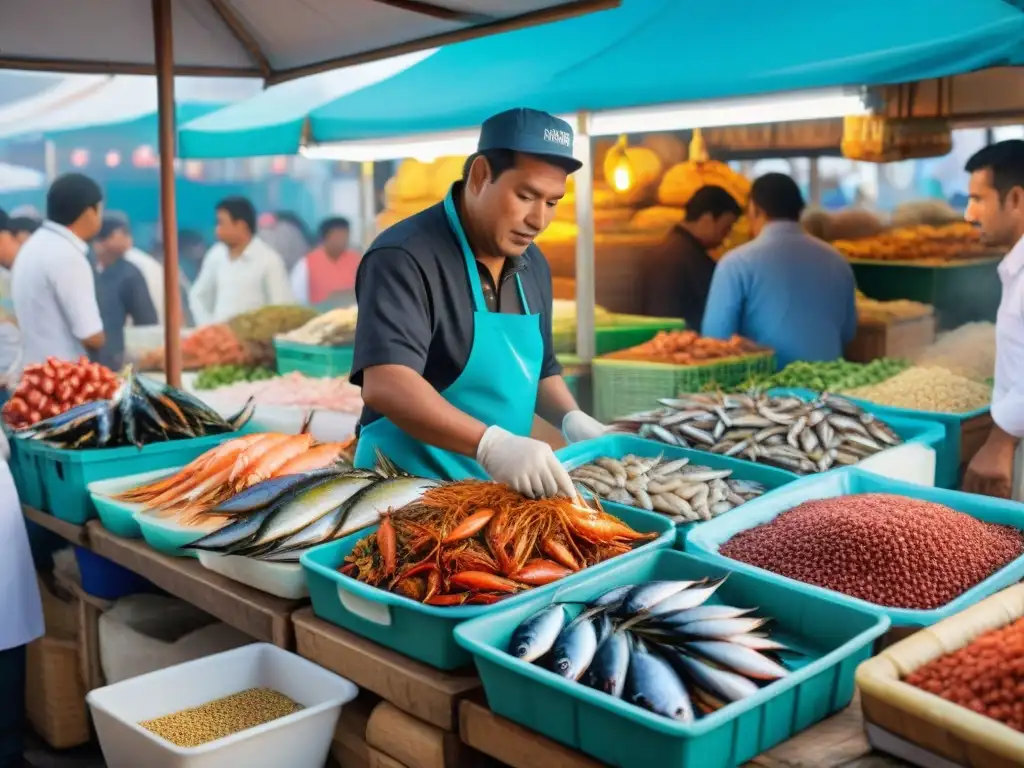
(573, 111, 596, 363)
(153, 0, 183, 387)
(359, 161, 377, 249)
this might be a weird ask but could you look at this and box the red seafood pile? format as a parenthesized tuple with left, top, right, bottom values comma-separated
(3, 357, 119, 429)
(720, 493, 1024, 610)
(906, 617, 1024, 732)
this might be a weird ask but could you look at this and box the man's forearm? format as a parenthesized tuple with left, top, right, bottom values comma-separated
(535, 375, 579, 428)
(361, 364, 487, 457)
(986, 422, 1020, 452)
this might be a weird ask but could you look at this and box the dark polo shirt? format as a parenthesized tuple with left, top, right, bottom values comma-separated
(351, 185, 560, 431)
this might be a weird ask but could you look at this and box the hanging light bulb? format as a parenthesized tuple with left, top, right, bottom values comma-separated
(604, 135, 635, 193)
(105, 150, 121, 168)
(70, 148, 89, 168)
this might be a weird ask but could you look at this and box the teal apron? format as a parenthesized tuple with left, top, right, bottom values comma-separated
(354, 191, 543, 480)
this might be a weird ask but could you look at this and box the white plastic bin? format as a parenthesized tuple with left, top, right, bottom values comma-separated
(87, 642, 358, 768)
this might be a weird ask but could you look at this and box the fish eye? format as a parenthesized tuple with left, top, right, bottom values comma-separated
(515, 644, 530, 657)
(556, 659, 570, 671)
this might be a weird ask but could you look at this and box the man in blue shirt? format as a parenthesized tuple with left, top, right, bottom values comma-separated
(702, 173, 857, 368)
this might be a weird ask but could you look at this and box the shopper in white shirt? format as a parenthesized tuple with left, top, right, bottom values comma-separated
(963, 140, 1024, 498)
(188, 197, 295, 325)
(11, 173, 106, 368)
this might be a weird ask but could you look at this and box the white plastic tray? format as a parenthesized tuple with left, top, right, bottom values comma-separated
(857, 441, 937, 488)
(88, 642, 358, 768)
(197, 552, 308, 600)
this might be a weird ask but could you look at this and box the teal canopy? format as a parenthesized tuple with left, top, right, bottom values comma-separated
(180, 0, 1024, 158)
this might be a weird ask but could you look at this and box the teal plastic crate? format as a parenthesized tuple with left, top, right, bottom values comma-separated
(556, 434, 798, 548)
(453, 549, 889, 768)
(10, 436, 45, 508)
(20, 430, 247, 525)
(274, 339, 353, 378)
(300, 504, 676, 670)
(685, 467, 1024, 628)
(768, 387, 973, 489)
(87, 467, 185, 539)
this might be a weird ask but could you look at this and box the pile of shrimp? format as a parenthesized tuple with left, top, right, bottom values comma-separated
(340, 480, 657, 606)
(113, 431, 349, 524)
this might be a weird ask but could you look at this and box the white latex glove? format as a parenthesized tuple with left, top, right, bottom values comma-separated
(476, 425, 575, 499)
(562, 410, 607, 444)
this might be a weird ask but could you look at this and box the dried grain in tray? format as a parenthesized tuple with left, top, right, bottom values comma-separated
(856, 584, 1024, 767)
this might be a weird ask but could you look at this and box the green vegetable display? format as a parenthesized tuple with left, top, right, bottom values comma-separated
(734, 358, 910, 393)
(195, 365, 276, 391)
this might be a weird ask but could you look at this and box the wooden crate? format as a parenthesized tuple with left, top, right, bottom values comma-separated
(856, 584, 1024, 767)
(960, 411, 994, 475)
(845, 313, 936, 363)
(366, 702, 493, 768)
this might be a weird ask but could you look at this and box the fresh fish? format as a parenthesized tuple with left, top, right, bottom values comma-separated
(593, 612, 613, 648)
(724, 634, 792, 652)
(582, 630, 629, 697)
(620, 578, 727, 630)
(510, 604, 568, 663)
(620, 581, 697, 616)
(187, 504, 282, 552)
(686, 641, 789, 680)
(822, 393, 861, 416)
(653, 604, 754, 625)
(550, 616, 598, 680)
(664, 649, 760, 702)
(236, 474, 383, 552)
(677, 617, 768, 638)
(624, 642, 695, 721)
(208, 469, 346, 516)
(589, 584, 635, 609)
(259, 476, 383, 554)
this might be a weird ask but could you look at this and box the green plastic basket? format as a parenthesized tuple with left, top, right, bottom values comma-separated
(553, 315, 685, 355)
(592, 353, 776, 422)
(10, 437, 45, 509)
(453, 549, 889, 768)
(273, 339, 354, 378)
(300, 504, 675, 670)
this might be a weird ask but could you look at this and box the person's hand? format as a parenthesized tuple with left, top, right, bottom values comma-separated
(476, 425, 575, 499)
(963, 435, 1016, 499)
(561, 410, 606, 444)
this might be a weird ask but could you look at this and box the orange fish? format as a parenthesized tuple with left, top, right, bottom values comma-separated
(232, 433, 315, 491)
(274, 442, 346, 476)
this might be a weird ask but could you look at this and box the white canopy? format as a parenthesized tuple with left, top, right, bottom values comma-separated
(0, 0, 617, 85)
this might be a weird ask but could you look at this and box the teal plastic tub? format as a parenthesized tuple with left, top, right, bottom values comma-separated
(273, 339, 354, 378)
(453, 549, 889, 768)
(300, 504, 676, 670)
(556, 434, 799, 547)
(135, 510, 221, 558)
(9, 437, 45, 509)
(767, 388, 947, 487)
(18, 430, 247, 525)
(87, 467, 184, 539)
(685, 467, 1024, 628)
(843, 399, 988, 491)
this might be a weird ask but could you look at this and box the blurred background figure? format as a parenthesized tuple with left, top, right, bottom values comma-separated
(189, 196, 294, 325)
(92, 215, 159, 369)
(98, 211, 165, 322)
(290, 216, 360, 309)
(258, 210, 315, 273)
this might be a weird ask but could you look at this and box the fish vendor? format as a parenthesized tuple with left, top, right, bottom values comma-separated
(702, 173, 858, 368)
(963, 140, 1024, 499)
(350, 108, 605, 497)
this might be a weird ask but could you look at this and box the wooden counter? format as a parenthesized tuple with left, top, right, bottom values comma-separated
(86, 522, 305, 648)
(293, 608, 480, 732)
(459, 694, 908, 768)
(23, 505, 89, 547)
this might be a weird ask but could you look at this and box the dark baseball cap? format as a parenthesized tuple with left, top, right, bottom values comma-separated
(0, 208, 9, 233)
(478, 108, 582, 173)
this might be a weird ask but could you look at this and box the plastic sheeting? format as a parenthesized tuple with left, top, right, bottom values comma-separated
(0, 76, 262, 142)
(180, 0, 1024, 158)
